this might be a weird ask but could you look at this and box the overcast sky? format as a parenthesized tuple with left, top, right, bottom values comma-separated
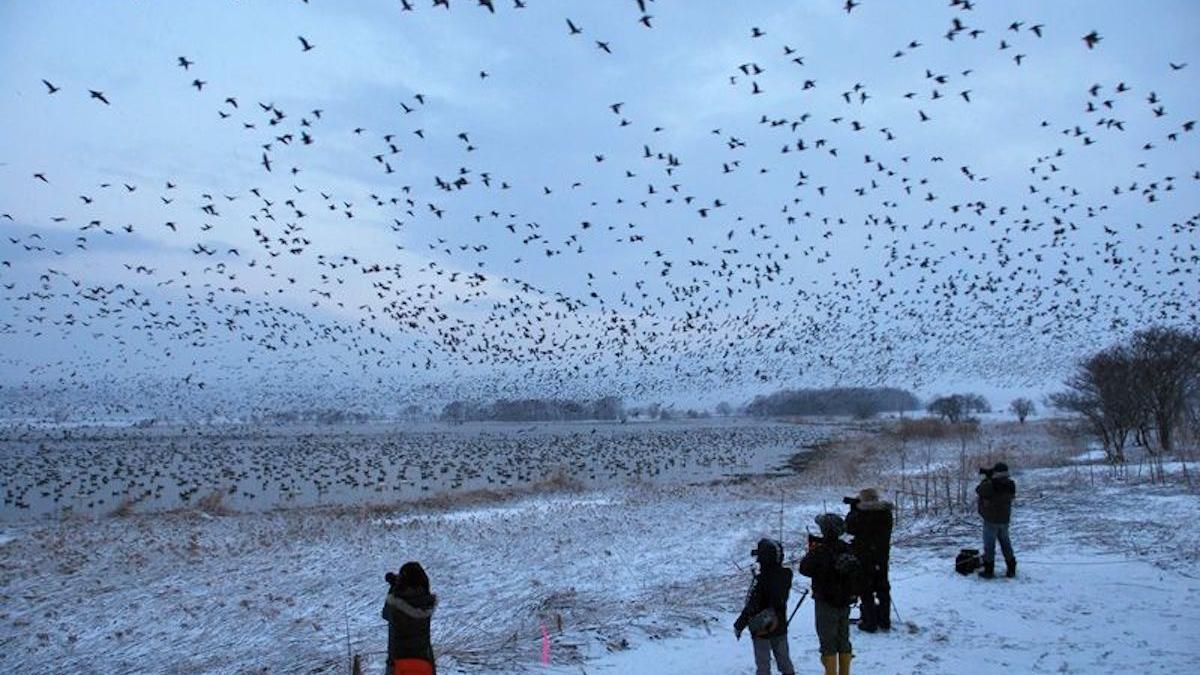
(0, 1, 1197, 410)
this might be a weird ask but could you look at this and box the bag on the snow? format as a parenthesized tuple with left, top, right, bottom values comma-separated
(955, 548, 980, 575)
(747, 607, 780, 638)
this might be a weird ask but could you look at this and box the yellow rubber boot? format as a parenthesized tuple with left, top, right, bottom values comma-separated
(821, 654, 838, 675)
(837, 652, 852, 675)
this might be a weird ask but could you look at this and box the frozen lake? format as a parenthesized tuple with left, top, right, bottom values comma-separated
(0, 418, 841, 521)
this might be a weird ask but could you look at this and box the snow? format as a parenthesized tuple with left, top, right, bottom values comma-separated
(1, 419, 1196, 674)
(1070, 448, 1108, 462)
(374, 496, 618, 527)
(586, 543, 1199, 674)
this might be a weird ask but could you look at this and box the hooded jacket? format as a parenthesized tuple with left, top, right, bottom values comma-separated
(976, 472, 1016, 524)
(734, 539, 794, 638)
(383, 586, 438, 666)
(845, 498, 893, 568)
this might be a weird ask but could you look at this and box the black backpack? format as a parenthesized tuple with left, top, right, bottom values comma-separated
(955, 548, 981, 575)
(834, 550, 866, 597)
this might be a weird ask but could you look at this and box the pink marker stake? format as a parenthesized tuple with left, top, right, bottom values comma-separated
(541, 621, 551, 665)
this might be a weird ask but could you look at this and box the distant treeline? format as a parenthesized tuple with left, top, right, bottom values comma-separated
(253, 409, 374, 425)
(745, 387, 920, 418)
(440, 396, 624, 423)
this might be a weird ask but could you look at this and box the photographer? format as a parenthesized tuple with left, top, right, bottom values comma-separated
(844, 488, 893, 632)
(976, 462, 1017, 578)
(733, 538, 796, 675)
(382, 562, 438, 675)
(799, 514, 857, 675)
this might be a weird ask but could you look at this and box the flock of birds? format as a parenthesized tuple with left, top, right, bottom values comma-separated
(0, 0, 1197, 416)
(0, 419, 819, 517)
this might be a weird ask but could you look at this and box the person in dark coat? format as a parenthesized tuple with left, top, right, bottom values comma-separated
(733, 538, 796, 675)
(799, 514, 855, 675)
(976, 461, 1017, 578)
(845, 487, 893, 632)
(382, 561, 437, 675)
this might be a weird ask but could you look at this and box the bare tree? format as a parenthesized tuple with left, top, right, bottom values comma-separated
(1130, 327, 1200, 455)
(962, 393, 991, 415)
(927, 393, 988, 422)
(1051, 344, 1146, 463)
(1009, 398, 1035, 424)
(927, 395, 965, 423)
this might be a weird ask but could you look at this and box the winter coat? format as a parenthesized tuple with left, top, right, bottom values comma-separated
(734, 563, 794, 638)
(976, 473, 1016, 524)
(382, 586, 437, 667)
(798, 538, 856, 608)
(845, 500, 893, 569)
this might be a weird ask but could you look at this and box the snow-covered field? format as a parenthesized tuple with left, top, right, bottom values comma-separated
(589, 469, 1200, 674)
(1, 418, 1197, 674)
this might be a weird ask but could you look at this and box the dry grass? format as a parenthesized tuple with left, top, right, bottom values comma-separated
(110, 495, 140, 518)
(343, 466, 587, 520)
(784, 418, 1068, 522)
(196, 489, 234, 516)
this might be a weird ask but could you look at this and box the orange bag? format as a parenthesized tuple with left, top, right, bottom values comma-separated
(391, 658, 434, 675)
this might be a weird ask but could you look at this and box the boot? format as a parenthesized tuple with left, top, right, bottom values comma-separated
(838, 652, 852, 675)
(979, 562, 995, 579)
(821, 654, 838, 675)
(1005, 559, 1017, 578)
(857, 598, 877, 633)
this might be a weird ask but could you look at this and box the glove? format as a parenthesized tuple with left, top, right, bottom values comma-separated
(734, 625, 743, 641)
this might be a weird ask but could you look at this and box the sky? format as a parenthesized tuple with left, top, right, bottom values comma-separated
(0, 0, 1197, 413)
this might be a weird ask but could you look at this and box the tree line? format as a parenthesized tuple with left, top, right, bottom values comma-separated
(439, 396, 625, 423)
(744, 387, 921, 418)
(924, 393, 992, 423)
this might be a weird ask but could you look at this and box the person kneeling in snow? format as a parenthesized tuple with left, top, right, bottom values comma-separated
(799, 513, 858, 675)
(383, 561, 438, 675)
(733, 538, 796, 675)
(976, 462, 1017, 579)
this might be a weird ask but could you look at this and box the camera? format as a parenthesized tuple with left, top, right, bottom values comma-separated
(978, 467, 995, 478)
(842, 496, 861, 507)
(385, 571, 398, 586)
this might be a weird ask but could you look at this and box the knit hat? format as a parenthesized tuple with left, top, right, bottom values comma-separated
(815, 513, 845, 539)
